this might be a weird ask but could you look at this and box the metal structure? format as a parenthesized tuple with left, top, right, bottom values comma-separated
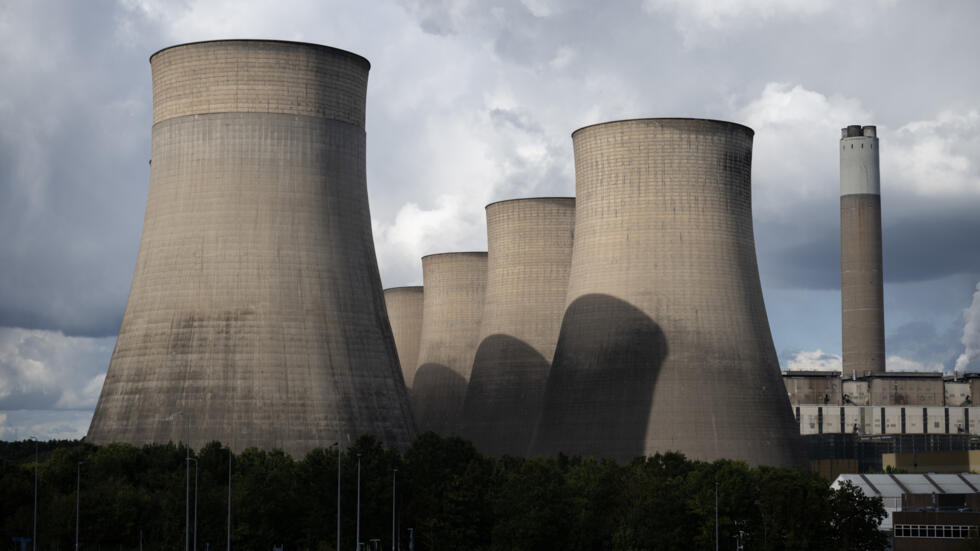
(384, 286, 425, 389)
(412, 252, 488, 435)
(840, 124, 885, 375)
(531, 118, 805, 466)
(461, 198, 575, 455)
(87, 40, 415, 456)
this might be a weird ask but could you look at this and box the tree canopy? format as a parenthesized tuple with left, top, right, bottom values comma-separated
(0, 434, 886, 550)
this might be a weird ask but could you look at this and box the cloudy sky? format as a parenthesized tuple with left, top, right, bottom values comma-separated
(1, 0, 979, 440)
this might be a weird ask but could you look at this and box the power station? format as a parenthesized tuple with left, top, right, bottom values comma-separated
(384, 286, 425, 389)
(462, 198, 575, 455)
(530, 119, 805, 467)
(87, 40, 416, 457)
(86, 39, 888, 468)
(840, 124, 885, 376)
(412, 252, 488, 435)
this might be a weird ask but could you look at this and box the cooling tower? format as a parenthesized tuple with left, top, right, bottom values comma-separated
(87, 40, 416, 456)
(461, 198, 575, 455)
(840, 124, 885, 375)
(384, 286, 425, 388)
(412, 252, 488, 435)
(531, 118, 805, 466)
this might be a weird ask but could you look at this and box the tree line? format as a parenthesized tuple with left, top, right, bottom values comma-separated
(0, 433, 886, 550)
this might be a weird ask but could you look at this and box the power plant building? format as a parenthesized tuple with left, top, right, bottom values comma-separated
(87, 40, 416, 456)
(462, 198, 575, 456)
(384, 286, 425, 389)
(412, 252, 488, 435)
(840, 125, 886, 375)
(532, 118, 805, 466)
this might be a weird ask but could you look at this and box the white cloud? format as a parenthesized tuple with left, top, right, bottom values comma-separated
(886, 355, 945, 373)
(0, 409, 92, 441)
(886, 110, 980, 198)
(738, 82, 870, 219)
(785, 349, 841, 371)
(644, 0, 834, 29)
(0, 328, 113, 411)
(955, 281, 980, 372)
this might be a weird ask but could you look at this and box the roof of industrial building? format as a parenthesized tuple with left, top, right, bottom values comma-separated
(833, 473, 980, 497)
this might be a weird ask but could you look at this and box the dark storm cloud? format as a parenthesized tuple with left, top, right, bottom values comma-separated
(758, 202, 980, 291)
(0, 1, 164, 337)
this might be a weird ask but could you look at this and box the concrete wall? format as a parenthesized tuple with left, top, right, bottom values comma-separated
(946, 381, 971, 407)
(870, 376, 944, 406)
(87, 40, 416, 456)
(532, 119, 804, 466)
(462, 198, 574, 456)
(783, 373, 842, 405)
(412, 252, 488, 435)
(842, 379, 871, 405)
(384, 286, 425, 389)
(840, 125, 885, 375)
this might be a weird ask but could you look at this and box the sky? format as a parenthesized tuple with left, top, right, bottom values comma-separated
(1, 0, 979, 440)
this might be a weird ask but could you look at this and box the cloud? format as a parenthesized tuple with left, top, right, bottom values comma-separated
(784, 349, 841, 372)
(886, 356, 945, 373)
(955, 281, 980, 372)
(0, 328, 113, 411)
(644, 0, 834, 31)
(886, 110, 980, 198)
(0, 409, 92, 441)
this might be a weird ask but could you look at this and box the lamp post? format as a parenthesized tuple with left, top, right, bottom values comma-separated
(715, 481, 719, 551)
(356, 453, 361, 551)
(227, 449, 232, 551)
(172, 411, 191, 551)
(187, 458, 199, 551)
(31, 436, 38, 551)
(333, 443, 340, 551)
(354, 454, 361, 551)
(75, 461, 84, 551)
(392, 468, 397, 551)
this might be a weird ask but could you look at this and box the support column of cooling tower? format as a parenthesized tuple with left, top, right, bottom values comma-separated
(384, 286, 425, 389)
(840, 124, 886, 376)
(531, 118, 805, 467)
(412, 252, 488, 435)
(87, 40, 416, 456)
(461, 198, 575, 456)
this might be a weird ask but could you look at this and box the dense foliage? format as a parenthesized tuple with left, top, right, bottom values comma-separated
(0, 434, 886, 550)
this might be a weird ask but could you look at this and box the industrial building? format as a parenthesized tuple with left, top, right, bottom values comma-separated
(87, 40, 416, 456)
(384, 286, 425, 389)
(412, 252, 488, 435)
(784, 371, 980, 436)
(833, 473, 980, 549)
(462, 198, 575, 456)
(531, 118, 805, 467)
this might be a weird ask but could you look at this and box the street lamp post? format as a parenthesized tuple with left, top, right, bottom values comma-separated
(392, 468, 397, 551)
(227, 449, 232, 551)
(75, 461, 83, 551)
(187, 458, 199, 551)
(32, 437, 38, 551)
(173, 411, 191, 551)
(356, 453, 361, 551)
(333, 443, 341, 551)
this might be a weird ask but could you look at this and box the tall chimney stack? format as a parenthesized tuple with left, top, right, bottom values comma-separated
(840, 124, 885, 375)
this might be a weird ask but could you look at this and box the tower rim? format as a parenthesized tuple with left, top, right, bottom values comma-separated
(421, 251, 488, 261)
(484, 196, 575, 210)
(571, 117, 754, 138)
(149, 39, 370, 69)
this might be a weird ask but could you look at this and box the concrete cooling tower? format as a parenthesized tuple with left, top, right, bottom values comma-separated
(87, 40, 416, 456)
(412, 252, 488, 435)
(461, 198, 575, 456)
(384, 286, 425, 388)
(531, 118, 805, 467)
(840, 125, 885, 375)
